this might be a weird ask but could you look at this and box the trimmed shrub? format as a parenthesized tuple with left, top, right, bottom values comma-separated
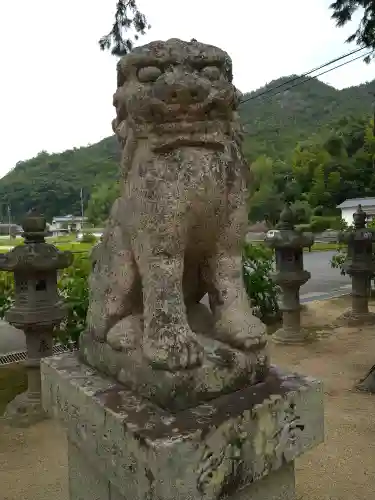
(242, 243, 280, 324)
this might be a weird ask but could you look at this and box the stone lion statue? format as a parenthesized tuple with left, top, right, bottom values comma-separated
(83, 38, 267, 381)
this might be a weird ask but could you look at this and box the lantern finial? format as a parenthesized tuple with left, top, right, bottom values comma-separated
(22, 208, 47, 243)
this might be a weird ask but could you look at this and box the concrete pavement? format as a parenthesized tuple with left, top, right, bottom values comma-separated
(0, 321, 25, 355)
(301, 250, 350, 302)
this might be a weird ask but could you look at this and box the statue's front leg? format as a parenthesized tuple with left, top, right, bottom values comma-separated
(209, 201, 267, 351)
(132, 215, 203, 371)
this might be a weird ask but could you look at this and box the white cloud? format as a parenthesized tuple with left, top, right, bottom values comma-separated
(0, 0, 373, 177)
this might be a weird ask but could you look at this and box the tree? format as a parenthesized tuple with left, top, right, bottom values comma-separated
(99, 1, 150, 56)
(85, 182, 121, 226)
(248, 156, 293, 225)
(330, 1, 375, 61)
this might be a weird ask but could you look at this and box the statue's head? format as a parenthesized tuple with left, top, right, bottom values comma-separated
(112, 38, 241, 153)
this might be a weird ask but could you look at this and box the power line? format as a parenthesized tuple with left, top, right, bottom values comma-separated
(252, 51, 370, 103)
(239, 46, 366, 106)
(241, 50, 372, 132)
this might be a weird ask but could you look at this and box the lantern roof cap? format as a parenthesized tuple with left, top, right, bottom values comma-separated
(0, 243, 73, 271)
(0, 208, 73, 271)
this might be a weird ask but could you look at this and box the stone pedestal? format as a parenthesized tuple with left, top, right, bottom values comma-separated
(265, 205, 313, 345)
(41, 354, 324, 500)
(3, 327, 53, 426)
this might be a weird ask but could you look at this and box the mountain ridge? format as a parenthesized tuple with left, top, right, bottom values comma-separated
(1, 75, 374, 221)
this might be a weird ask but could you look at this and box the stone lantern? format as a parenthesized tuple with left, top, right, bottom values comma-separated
(0, 209, 73, 425)
(338, 204, 375, 324)
(265, 203, 314, 344)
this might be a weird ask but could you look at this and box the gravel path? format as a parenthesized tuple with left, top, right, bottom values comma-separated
(1, 298, 375, 500)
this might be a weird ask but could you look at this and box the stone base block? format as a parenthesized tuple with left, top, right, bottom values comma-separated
(335, 310, 375, 327)
(41, 354, 324, 500)
(2, 391, 46, 428)
(68, 439, 295, 500)
(80, 302, 269, 412)
(272, 327, 313, 345)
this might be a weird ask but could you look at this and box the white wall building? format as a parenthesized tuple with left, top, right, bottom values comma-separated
(49, 215, 87, 236)
(337, 197, 375, 226)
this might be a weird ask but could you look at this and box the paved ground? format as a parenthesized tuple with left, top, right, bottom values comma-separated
(0, 323, 25, 356)
(301, 250, 350, 302)
(1, 298, 375, 500)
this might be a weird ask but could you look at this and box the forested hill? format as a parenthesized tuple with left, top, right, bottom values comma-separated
(1, 76, 374, 221)
(241, 76, 375, 161)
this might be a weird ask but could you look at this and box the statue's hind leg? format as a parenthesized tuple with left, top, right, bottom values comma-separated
(86, 198, 142, 342)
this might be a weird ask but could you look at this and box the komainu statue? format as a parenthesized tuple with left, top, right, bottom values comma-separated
(80, 38, 269, 410)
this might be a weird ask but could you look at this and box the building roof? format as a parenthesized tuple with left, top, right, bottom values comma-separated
(337, 197, 375, 209)
(52, 215, 87, 222)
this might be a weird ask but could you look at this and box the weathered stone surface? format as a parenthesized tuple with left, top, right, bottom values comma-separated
(83, 37, 267, 408)
(265, 204, 313, 345)
(337, 205, 375, 325)
(2, 391, 46, 428)
(41, 354, 324, 500)
(80, 303, 268, 411)
(0, 210, 72, 425)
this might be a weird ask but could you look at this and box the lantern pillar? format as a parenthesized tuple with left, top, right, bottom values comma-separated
(265, 204, 314, 344)
(0, 209, 72, 426)
(338, 205, 375, 325)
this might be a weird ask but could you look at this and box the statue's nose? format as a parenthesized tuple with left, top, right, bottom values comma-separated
(153, 82, 209, 105)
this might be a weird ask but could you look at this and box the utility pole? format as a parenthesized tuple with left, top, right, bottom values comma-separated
(80, 188, 84, 233)
(372, 93, 375, 170)
(7, 205, 11, 240)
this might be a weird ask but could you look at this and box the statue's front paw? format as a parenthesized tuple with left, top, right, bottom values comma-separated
(214, 310, 267, 351)
(143, 325, 204, 371)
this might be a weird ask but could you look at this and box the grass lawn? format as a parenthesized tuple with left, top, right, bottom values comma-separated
(308, 242, 343, 252)
(0, 241, 93, 254)
(0, 240, 341, 255)
(0, 364, 27, 414)
(253, 240, 341, 252)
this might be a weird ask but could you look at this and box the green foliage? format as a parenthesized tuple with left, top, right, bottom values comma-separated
(290, 200, 312, 224)
(310, 216, 342, 233)
(99, 0, 150, 56)
(80, 233, 97, 244)
(85, 182, 120, 226)
(241, 78, 375, 163)
(0, 242, 281, 342)
(1, 78, 374, 226)
(248, 156, 293, 225)
(0, 272, 14, 319)
(330, 246, 347, 275)
(57, 255, 90, 346)
(242, 243, 280, 324)
(0, 254, 91, 346)
(330, 1, 375, 61)
(0, 137, 120, 222)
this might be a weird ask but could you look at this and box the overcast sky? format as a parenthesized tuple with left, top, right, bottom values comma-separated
(0, 0, 373, 178)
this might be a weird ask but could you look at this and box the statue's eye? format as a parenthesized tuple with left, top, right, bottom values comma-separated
(200, 66, 221, 81)
(137, 66, 162, 83)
